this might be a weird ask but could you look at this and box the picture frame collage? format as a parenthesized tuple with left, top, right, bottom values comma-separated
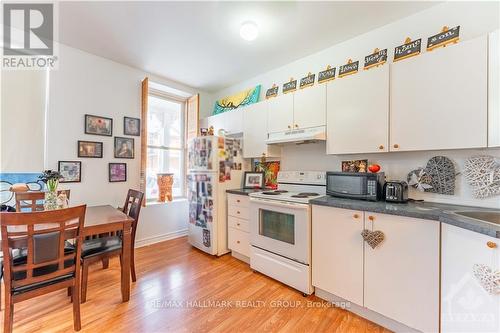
(58, 115, 140, 183)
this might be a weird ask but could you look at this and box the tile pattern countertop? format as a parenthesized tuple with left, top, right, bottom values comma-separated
(310, 196, 500, 238)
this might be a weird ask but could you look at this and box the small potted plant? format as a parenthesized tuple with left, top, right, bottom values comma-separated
(39, 170, 62, 210)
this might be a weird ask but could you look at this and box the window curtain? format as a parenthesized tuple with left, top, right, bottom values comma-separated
(140, 77, 148, 206)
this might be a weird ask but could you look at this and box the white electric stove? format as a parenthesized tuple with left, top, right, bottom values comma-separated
(248, 171, 326, 295)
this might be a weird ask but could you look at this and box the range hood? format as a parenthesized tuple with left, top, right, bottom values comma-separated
(265, 126, 326, 145)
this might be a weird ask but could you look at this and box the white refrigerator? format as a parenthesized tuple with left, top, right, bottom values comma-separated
(187, 136, 247, 256)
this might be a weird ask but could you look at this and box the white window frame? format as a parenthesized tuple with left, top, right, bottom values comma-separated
(146, 88, 187, 201)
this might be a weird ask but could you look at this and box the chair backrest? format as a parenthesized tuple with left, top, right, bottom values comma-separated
(122, 189, 144, 244)
(0, 205, 86, 293)
(15, 192, 45, 212)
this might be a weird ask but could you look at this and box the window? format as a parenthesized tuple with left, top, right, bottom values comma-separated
(146, 93, 186, 200)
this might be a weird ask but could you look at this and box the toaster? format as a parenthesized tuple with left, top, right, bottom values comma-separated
(384, 181, 408, 203)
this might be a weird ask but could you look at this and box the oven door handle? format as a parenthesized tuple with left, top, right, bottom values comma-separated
(249, 197, 309, 210)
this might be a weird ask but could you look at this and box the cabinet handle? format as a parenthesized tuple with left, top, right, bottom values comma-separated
(393, 144, 399, 149)
(237, 211, 240, 214)
(287, 125, 291, 129)
(378, 145, 384, 150)
(353, 214, 360, 219)
(237, 223, 241, 226)
(262, 153, 267, 157)
(487, 241, 497, 249)
(236, 199, 240, 203)
(368, 215, 375, 221)
(295, 124, 299, 128)
(237, 240, 240, 244)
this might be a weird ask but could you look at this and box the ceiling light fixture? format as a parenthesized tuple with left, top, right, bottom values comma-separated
(240, 21, 259, 41)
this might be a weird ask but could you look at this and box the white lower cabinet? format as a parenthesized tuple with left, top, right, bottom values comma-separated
(312, 206, 364, 305)
(227, 194, 250, 259)
(312, 206, 440, 332)
(441, 224, 499, 333)
(364, 212, 440, 333)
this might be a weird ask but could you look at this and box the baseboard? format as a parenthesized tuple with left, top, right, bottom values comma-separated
(231, 251, 250, 264)
(135, 228, 188, 248)
(315, 288, 420, 333)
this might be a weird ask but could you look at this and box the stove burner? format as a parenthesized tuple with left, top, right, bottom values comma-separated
(298, 192, 320, 196)
(262, 191, 282, 195)
(291, 194, 309, 198)
(274, 190, 289, 193)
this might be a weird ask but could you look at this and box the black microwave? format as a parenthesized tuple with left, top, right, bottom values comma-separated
(326, 172, 385, 201)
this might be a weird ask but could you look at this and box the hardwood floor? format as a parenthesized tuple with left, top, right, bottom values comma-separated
(1, 237, 391, 332)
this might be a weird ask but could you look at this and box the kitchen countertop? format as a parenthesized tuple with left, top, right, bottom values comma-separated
(226, 188, 268, 196)
(310, 196, 500, 239)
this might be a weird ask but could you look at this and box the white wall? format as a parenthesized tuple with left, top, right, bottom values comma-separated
(282, 143, 500, 208)
(1, 43, 211, 245)
(1, 70, 47, 172)
(208, 1, 500, 208)
(210, 2, 499, 108)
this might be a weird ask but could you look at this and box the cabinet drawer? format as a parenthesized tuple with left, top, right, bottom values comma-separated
(227, 194, 249, 208)
(228, 216, 249, 232)
(228, 205, 249, 220)
(228, 227, 250, 257)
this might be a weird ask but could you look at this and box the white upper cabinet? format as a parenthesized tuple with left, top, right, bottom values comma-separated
(293, 84, 327, 129)
(364, 213, 440, 333)
(390, 36, 488, 151)
(267, 93, 294, 133)
(243, 102, 280, 158)
(441, 224, 500, 333)
(312, 205, 364, 305)
(327, 66, 389, 154)
(206, 112, 226, 135)
(489, 30, 500, 147)
(224, 108, 244, 135)
(206, 109, 243, 135)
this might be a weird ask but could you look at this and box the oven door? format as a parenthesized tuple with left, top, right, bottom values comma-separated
(249, 197, 310, 265)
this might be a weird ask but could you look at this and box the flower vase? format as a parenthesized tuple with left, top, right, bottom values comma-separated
(44, 191, 58, 210)
(157, 173, 174, 202)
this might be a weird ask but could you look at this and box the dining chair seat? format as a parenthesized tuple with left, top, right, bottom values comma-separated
(81, 236, 122, 258)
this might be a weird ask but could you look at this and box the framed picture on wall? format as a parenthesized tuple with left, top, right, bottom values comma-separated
(114, 137, 134, 159)
(58, 161, 82, 183)
(84, 114, 113, 136)
(109, 163, 127, 182)
(78, 140, 103, 158)
(243, 171, 265, 189)
(124, 117, 140, 136)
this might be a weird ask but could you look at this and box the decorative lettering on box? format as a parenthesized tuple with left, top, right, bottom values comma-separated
(394, 37, 421, 62)
(427, 26, 460, 51)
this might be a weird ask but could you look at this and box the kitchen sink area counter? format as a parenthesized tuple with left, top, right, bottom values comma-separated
(311, 196, 500, 238)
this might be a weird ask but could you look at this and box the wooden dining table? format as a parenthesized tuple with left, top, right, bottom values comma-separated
(83, 205, 134, 302)
(1, 204, 134, 303)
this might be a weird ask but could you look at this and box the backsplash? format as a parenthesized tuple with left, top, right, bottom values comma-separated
(280, 142, 500, 208)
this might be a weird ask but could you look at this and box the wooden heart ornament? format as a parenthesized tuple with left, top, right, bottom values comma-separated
(407, 156, 457, 195)
(472, 264, 500, 295)
(464, 156, 500, 199)
(361, 229, 385, 249)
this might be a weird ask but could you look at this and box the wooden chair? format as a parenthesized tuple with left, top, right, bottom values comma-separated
(80, 189, 143, 302)
(14, 190, 71, 212)
(15, 192, 44, 212)
(0, 205, 86, 333)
